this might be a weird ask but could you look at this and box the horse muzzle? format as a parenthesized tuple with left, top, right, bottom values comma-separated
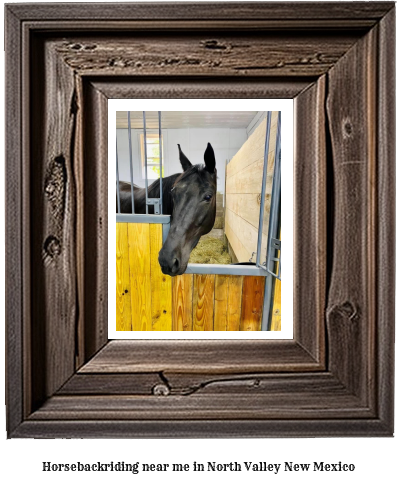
(158, 251, 188, 277)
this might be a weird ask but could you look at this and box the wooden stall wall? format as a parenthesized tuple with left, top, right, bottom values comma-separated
(116, 223, 265, 331)
(225, 111, 279, 262)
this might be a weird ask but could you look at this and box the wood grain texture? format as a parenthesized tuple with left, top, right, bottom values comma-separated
(193, 275, 215, 331)
(92, 79, 312, 100)
(376, 6, 395, 434)
(326, 27, 376, 404)
(225, 192, 271, 233)
(172, 275, 193, 331)
(7, 2, 394, 23)
(5, 6, 24, 435)
(270, 279, 282, 332)
(82, 80, 109, 360)
(13, 417, 390, 439)
(80, 340, 320, 374)
(240, 277, 265, 331)
(116, 223, 132, 331)
(226, 118, 267, 179)
(226, 160, 273, 194)
(294, 76, 327, 365)
(53, 34, 364, 78)
(213, 275, 244, 331)
(225, 209, 266, 262)
(58, 373, 162, 396)
(213, 275, 229, 331)
(226, 276, 244, 331)
(128, 223, 152, 331)
(149, 224, 172, 331)
(30, 372, 372, 422)
(224, 220, 248, 262)
(29, 393, 368, 422)
(30, 35, 78, 407)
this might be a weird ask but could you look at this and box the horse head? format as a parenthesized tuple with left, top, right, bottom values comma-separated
(158, 143, 217, 276)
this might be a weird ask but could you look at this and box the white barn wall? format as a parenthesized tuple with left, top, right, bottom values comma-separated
(116, 127, 247, 195)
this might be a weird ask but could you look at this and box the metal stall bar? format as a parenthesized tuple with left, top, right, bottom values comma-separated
(158, 111, 163, 215)
(256, 111, 272, 268)
(142, 111, 149, 214)
(265, 112, 281, 278)
(116, 138, 121, 214)
(127, 111, 135, 214)
(261, 112, 281, 331)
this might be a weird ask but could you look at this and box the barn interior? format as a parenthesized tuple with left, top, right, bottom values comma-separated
(116, 111, 277, 266)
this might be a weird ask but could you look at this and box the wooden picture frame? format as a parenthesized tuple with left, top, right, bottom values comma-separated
(5, 2, 395, 438)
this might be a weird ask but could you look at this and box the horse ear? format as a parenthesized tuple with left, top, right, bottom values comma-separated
(204, 143, 216, 173)
(177, 144, 192, 171)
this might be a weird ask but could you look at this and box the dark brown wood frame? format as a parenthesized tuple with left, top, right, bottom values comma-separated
(5, 2, 395, 438)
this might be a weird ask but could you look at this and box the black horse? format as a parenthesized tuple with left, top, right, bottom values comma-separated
(117, 143, 217, 276)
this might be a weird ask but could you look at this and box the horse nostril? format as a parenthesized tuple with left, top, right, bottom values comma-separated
(171, 258, 180, 273)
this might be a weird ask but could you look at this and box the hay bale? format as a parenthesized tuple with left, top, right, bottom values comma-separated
(189, 237, 232, 265)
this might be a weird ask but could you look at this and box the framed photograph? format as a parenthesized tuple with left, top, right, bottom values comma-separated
(5, 2, 395, 438)
(109, 100, 293, 339)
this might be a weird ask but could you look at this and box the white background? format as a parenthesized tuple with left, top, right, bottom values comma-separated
(1, 1, 397, 486)
(109, 99, 294, 339)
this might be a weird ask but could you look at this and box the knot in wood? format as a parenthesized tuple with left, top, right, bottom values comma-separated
(342, 118, 353, 138)
(152, 383, 170, 396)
(201, 40, 227, 50)
(45, 182, 56, 196)
(43, 236, 61, 261)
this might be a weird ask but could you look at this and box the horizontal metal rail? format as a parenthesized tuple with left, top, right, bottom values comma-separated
(185, 264, 268, 276)
(116, 214, 171, 224)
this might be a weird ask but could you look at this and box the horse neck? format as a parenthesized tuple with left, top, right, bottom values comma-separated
(148, 174, 180, 215)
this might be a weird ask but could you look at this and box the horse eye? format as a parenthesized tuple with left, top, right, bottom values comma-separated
(204, 195, 212, 202)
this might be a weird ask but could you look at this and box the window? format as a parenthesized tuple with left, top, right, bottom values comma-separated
(140, 133, 164, 179)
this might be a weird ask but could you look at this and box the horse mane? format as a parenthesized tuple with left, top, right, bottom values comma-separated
(173, 165, 202, 185)
(119, 165, 216, 215)
(147, 165, 212, 214)
(147, 173, 180, 215)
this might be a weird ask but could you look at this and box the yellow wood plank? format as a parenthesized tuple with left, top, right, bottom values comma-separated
(270, 277, 281, 331)
(172, 274, 193, 331)
(270, 230, 281, 331)
(193, 274, 215, 331)
(149, 224, 172, 331)
(240, 276, 265, 331)
(116, 223, 132, 331)
(214, 275, 228, 331)
(227, 276, 243, 331)
(127, 222, 152, 331)
(214, 275, 244, 331)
